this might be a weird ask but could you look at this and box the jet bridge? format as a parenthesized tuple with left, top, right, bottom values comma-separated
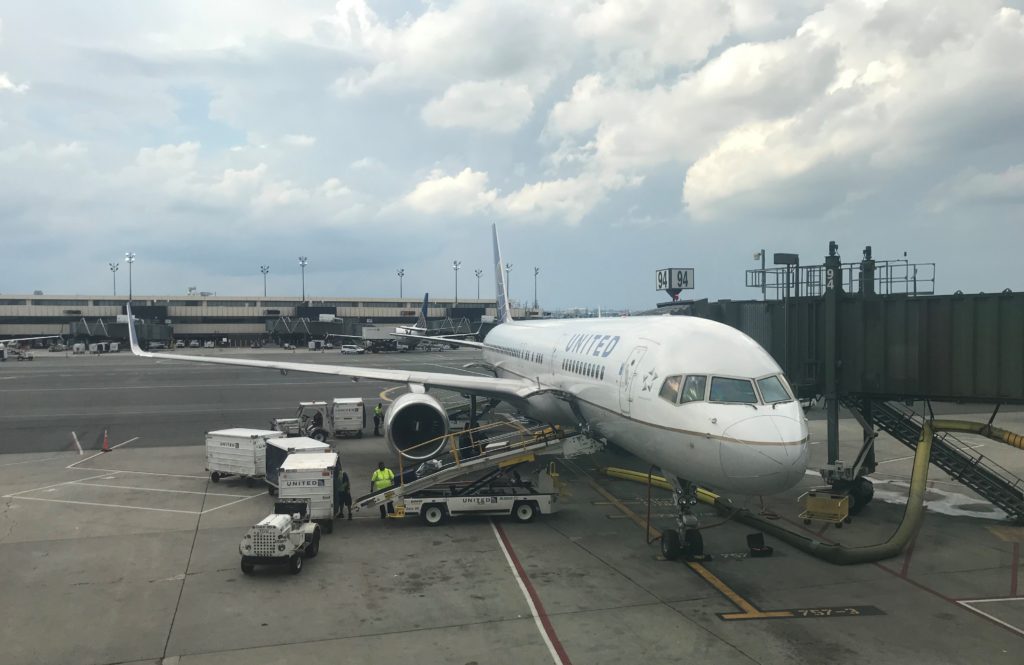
(649, 242, 1024, 521)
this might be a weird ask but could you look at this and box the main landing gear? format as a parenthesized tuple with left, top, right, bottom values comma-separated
(660, 478, 706, 561)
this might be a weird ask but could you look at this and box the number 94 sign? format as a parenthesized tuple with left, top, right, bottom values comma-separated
(655, 268, 694, 291)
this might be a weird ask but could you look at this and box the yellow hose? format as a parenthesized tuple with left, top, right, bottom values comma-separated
(602, 418, 1024, 565)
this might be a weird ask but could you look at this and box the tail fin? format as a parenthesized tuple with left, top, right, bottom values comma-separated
(492, 223, 513, 324)
(416, 293, 429, 329)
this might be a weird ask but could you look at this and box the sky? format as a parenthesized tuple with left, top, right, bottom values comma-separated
(0, 0, 1022, 310)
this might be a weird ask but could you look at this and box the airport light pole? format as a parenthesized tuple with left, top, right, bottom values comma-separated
(298, 256, 308, 302)
(260, 265, 270, 297)
(452, 260, 461, 306)
(397, 268, 405, 298)
(533, 267, 540, 311)
(109, 262, 118, 296)
(753, 250, 766, 301)
(474, 269, 482, 299)
(125, 252, 136, 302)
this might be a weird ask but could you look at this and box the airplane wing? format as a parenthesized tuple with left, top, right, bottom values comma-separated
(391, 332, 484, 349)
(0, 335, 60, 344)
(126, 306, 529, 402)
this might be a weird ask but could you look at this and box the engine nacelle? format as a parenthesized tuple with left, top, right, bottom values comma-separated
(384, 392, 450, 461)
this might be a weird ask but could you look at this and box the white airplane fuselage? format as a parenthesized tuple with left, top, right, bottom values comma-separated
(479, 315, 809, 496)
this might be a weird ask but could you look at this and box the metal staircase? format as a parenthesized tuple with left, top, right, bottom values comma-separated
(846, 398, 1024, 522)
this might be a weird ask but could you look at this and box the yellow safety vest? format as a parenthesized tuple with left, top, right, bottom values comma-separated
(371, 468, 394, 491)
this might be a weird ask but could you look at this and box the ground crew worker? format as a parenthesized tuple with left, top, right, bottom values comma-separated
(370, 461, 395, 518)
(373, 402, 384, 436)
(336, 469, 353, 520)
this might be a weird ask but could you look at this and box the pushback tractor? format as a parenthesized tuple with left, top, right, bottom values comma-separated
(239, 502, 321, 575)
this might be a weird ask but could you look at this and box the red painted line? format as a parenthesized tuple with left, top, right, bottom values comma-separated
(493, 522, 573, 665)
(899, 534, 917, 578)
(1011, 542, 1020, 597)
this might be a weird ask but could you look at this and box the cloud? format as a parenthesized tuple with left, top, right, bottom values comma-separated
(0, 72, 29, 93)
(930, 164, 1024, 211)
(422, 79, 534, 132)
(282, 133, 316, 147)
(402, 168, 497, 215)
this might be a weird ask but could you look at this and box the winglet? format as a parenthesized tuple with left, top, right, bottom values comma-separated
(492, 223, 512, 324)
(125, 303, 151, 357)
(417, 293, 429, 329)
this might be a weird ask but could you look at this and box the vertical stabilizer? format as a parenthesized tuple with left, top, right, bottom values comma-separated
(492, 223, 513, 324)
(417, 293, 429, 329)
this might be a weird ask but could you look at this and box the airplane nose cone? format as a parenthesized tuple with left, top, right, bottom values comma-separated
(719, 414, 809, 493)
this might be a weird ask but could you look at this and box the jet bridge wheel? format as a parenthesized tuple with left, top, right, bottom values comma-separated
(422, 504, 447, 526)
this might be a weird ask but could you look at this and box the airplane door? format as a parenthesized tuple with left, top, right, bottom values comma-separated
(618, 346, 647, 415)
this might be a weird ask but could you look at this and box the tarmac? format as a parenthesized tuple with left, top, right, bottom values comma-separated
(1, 349, 1023, 664)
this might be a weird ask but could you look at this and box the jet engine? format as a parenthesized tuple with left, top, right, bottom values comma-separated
(384, 392, 450, 460)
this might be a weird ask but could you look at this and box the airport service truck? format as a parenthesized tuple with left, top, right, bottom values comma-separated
(278, 452, 340, 533)
(270, 399, 366, 441)
(206, 428, 286, 484)
(265, 436, 332, 495)
(239, 502, 321, 575)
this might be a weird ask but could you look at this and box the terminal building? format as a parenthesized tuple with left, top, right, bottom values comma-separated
(0, 294, 526, 345)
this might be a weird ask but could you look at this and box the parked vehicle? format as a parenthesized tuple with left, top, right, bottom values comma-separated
(340, 344, 364, 355)
(203, 340, 215, 348)
(239, 504, 321, 575)
(189, 340, 201, 348)
(175, 340, 186, 348)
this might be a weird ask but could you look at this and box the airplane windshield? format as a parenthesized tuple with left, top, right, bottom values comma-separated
(680, 375, 706, 403)
(757, 375, 793, 403)
(709, 377, 758, 404)
(659, 376, 682, 403)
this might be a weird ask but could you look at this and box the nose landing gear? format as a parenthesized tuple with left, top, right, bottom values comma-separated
(660, 478, 706, 561)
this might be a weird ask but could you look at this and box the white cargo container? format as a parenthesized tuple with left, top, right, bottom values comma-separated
(279, 452, 339, 531)
(265, 437, 331, 492)
(206, 428, 286, 484)
(331, 398, 366, 437)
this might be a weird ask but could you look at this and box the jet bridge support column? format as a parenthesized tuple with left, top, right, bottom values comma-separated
(824, 242, 842, 465)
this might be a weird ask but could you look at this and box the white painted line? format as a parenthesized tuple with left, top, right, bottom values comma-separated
(6, 495, 200, 515)
(490, 521, 565, 665)
(0, 455, 63, 468)
(72, 482, 250, 498)
(200, 492, 268, 514)
(71, 431, 83, 455)
(67, 436, 139, 469)
(2, 473, 119, 498)
(0, 380, 341, 393)
(71, 468, 208, 480)
(959, 597, 1024, 604)
(957, 599, 1024, 637)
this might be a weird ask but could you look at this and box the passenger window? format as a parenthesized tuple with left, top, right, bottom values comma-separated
(709, 377, 758, 404)
(680, 375, 707, 403)
(757, 375, 792, 403)
(659, 375, 682, 403)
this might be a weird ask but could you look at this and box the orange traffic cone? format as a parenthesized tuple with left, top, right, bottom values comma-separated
(101, 430, 110, 453)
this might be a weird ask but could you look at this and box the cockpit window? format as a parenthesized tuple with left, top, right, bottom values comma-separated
(709, 377, 758, 404)
(680, 375, 707, 403)
(659, 375, 682, 403)
(757, 375, 793, 403)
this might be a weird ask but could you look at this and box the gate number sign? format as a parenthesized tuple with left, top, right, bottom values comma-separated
(656, 268, 694, 291)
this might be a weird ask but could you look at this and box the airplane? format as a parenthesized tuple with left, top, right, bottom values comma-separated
(0, 336, 60, 361)
(126, 225, 809, 560)
(331, 293, 479, 351)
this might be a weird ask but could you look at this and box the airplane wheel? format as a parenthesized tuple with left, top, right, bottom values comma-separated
(211, 472, 221, 483)
(682, 529, 704, 559)
(848, 478, 873, 516)
(661, 529, 682, 561)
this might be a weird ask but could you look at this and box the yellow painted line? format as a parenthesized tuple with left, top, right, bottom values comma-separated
(720, 611, 796, 620)
(987, 526, 1024, 543)
(585, 475, 792, 619)
(379, 385, 405, 403)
